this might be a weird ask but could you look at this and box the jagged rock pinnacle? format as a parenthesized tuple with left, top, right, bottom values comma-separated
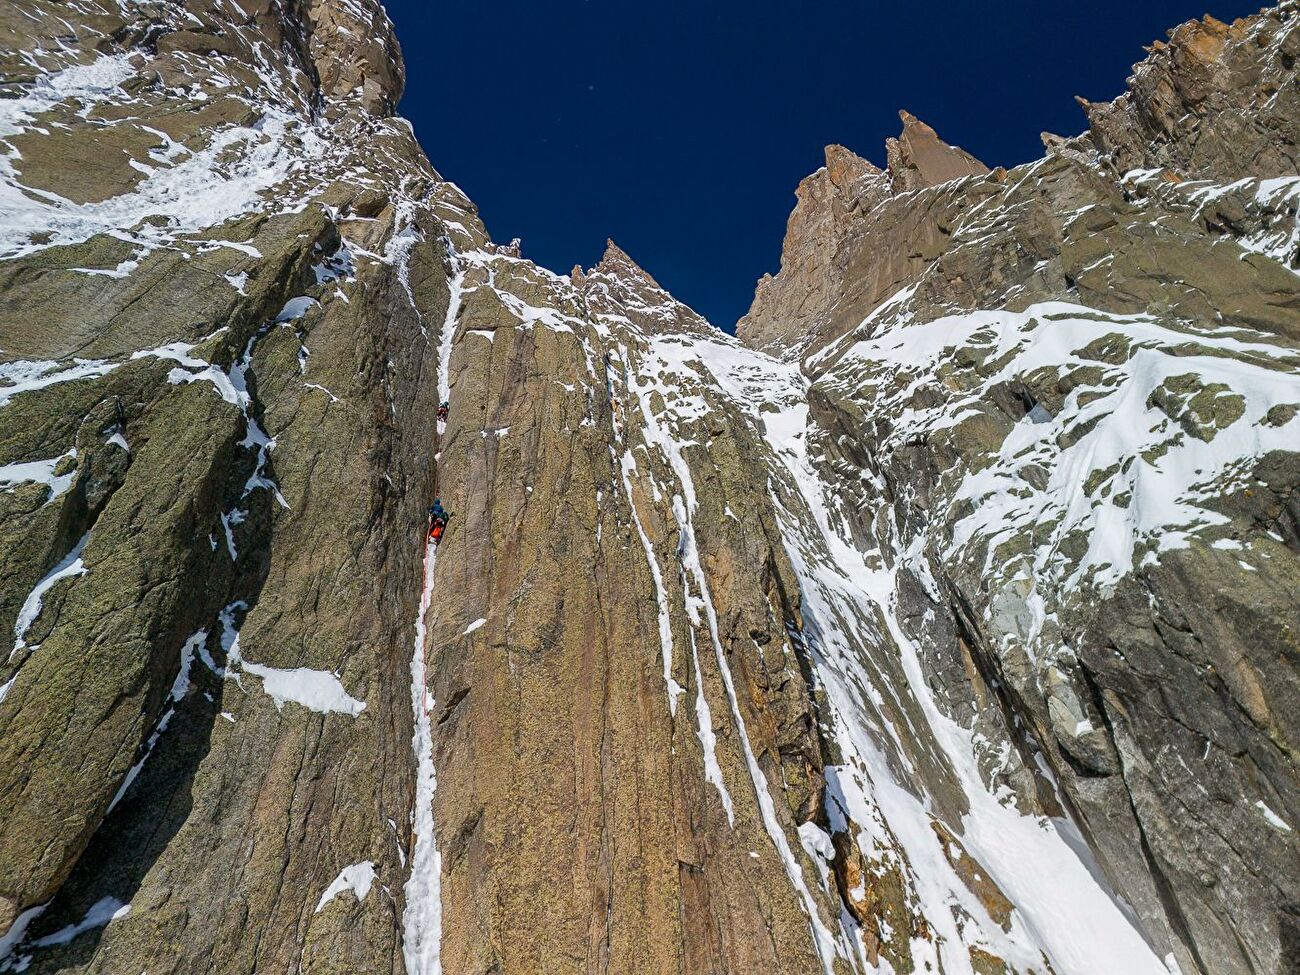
(1079, 7, 1300, 179)
(593, 238, 661, 288)
(577, 238, 713, 335)
(884, 109, 989, 192)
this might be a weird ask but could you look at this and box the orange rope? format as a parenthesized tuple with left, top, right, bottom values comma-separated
(420, 524, 432, 716)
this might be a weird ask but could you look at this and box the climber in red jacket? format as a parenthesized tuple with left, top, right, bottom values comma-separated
(427, 499, 451, 544)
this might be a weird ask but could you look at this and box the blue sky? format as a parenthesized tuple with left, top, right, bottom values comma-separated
(384, 0, 1258, 330)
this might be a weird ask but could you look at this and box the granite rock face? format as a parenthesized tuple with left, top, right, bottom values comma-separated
(738, 5, 1300, 975)
(1080, 9, 1300, 180)
(0, 3, 459, 972)
(0, 2, 1296, 975)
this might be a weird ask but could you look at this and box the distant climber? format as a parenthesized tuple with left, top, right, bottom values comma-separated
(437, 401, 449, 422)
(428, 498, 451, 545)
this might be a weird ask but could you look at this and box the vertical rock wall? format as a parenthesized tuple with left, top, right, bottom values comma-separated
(0, 2, 1296, 975)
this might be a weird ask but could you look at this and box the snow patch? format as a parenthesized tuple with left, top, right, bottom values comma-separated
(275, 296, 319, 322)
(0, 359, 117, 409)
(316, 861, 376, 912)
(1255, 800, 1292, 833)
(217, 603, 365, 716)
(31, 897, 129, 949)
(13, 533, 90, 652)
(0, 450, 77, 502)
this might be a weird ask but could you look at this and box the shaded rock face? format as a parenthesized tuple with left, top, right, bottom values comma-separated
(0, 5, 1296, 975)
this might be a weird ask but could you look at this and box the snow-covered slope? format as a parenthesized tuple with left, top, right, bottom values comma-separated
(624, 325, 1171, 975)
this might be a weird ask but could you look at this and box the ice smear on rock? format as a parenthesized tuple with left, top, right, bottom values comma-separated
(623, 338, 846, 974)
(30, 897, 129, 948)
(108, 628, 205, 813)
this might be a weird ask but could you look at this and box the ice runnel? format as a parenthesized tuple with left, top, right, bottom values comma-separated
(403, 538, 442, 975)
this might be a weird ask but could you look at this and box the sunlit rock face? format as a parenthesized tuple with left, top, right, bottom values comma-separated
(0, 2, 1296, 975)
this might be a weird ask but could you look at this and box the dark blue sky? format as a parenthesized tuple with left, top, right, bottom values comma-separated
(385, 0, 1258, 330)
